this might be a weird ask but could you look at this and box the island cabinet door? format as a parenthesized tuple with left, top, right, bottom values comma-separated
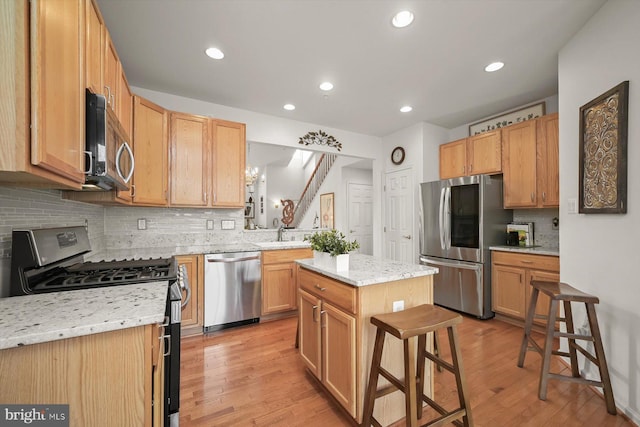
(322, 301, 357, 418)
(299, 289, 322, 379)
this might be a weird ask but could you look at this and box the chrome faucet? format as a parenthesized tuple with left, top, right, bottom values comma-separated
(277, 225, 286, 241)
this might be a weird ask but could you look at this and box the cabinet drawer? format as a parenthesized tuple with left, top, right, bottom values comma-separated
(492, 251, 559, 272)
(299, 268, 356, 314)
(262, 248, 312, 264)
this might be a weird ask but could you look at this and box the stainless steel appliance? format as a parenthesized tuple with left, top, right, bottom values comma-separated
(418, 175, 512, 319)
(9, 226, 188, 426)
(204, 251, 261, 332)
(84, 89, 134, 191)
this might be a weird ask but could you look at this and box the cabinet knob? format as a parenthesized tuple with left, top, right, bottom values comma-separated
(542, 192, 546, 202)
(314, 284, 326, 292)
(531, 192, 535, 202)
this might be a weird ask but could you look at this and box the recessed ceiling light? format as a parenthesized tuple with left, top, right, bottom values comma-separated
(392, 10, 414, 28)
(319, 82, 334, 91)
(400, 106, 413, 113)
(205, 47, 224, 60)
(484, 61, 504, 72)
(283, 104, 296, 111)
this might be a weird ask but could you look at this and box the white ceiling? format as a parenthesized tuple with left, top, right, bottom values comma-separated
(97, 0, 606, 137)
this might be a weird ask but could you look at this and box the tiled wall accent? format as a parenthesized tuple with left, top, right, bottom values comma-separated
(0, 187, 106, 297)
(513, 208, 560, 248)
(103, 206, 245, 250)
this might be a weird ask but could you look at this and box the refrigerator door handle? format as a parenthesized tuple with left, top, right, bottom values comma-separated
(444, 187, 452, 250)
(438, 187, 446, 250)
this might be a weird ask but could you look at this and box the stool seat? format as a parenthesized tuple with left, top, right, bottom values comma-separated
(362, 304, 472, 427)
(371, 304, 462, 340)
(518, 280, 616, 415)
(531, 280, 599, 303)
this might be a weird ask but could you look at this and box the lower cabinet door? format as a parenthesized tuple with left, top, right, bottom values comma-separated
(299, 289, 321, 378)
(492, 265, 526, 319)
(262, 262, 297, 314)
(322, 301, 356, 418)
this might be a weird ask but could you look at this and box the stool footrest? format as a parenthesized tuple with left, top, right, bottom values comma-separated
(570, 342, 599, 365)
(377, 366, 405, 395)
(421, 408, 467, 427)
(423, 350, 455, 374)
(548, 372, 603, 388)
(555, 331, 594, 341)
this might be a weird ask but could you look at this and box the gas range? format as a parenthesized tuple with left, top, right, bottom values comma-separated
(9, 226, 178, 295)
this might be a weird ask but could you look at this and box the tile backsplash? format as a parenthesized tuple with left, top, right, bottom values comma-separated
(512, 208, 559, 248)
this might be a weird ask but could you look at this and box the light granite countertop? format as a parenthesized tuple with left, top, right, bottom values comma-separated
(0, 282, 167, 350)
(296, 254, 438, 287)
(490, 245, 560, 257)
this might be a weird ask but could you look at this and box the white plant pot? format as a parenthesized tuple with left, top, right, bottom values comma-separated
(335, 254, 349, 271)
(313, 251, 331, 268)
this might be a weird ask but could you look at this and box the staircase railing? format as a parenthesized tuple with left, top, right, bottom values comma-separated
(292, 153, 337, 228)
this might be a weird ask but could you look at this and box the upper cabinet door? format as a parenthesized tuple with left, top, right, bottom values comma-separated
(211, 119, 246, 207)
(502, 120, 538, 208)
(439, 138, 467, 179)
(85, 0, 104, 96)
(30, 0, 85, 184)
(132, 96, 168, 206)
(104, 32, 119, 112)
(536, 113, 559, 207)
(467, 130, 502, 176)
(169, 112, 209, 207)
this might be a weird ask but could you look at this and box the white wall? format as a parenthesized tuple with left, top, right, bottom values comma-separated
(559, 0, 640, 422)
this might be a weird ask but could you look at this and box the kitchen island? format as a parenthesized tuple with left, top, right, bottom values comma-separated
(0, 282, 168, 426)
(296, 254, 438, 425)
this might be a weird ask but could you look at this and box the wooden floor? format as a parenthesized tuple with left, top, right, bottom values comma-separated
(179, 315, 635, 427)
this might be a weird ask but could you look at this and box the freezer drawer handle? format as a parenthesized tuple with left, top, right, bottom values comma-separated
(207, 255, 260, 263)
(420, 257, 481, 271)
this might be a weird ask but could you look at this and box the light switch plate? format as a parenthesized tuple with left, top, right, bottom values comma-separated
(221, 220, 235, 230)
(568, 198, 577, 214)
(392, 300, 404, 312)
(137, 218, 147, 230)
(206, 219, 214, 230)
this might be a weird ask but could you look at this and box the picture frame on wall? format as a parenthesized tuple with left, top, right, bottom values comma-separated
(579, 80, 628, 214)
(320, 192, 334, 229)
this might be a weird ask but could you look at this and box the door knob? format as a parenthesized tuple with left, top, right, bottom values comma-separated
(403, 235, 411, 240)
(350, 230, 355, 233)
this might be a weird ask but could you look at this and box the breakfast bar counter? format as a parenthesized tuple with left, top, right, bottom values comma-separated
(296, 254, 438, 425)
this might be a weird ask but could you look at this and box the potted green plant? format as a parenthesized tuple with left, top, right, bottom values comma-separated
(304, 229, 359, 271)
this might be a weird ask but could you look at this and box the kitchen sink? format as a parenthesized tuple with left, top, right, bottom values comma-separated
(254, 241, 311, 249)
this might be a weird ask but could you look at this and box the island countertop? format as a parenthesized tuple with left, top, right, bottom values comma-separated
(296, 253, 438, 287)
(0, 282, 167, 350)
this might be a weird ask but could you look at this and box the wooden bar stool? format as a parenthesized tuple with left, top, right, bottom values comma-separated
(517, 280, 616, 415)
(361, 304, 473, 427)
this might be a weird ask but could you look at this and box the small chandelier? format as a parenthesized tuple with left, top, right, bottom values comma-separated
(245, 165, 258, 186)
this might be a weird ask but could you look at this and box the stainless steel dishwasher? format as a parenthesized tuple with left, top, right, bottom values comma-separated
(204, 251, 261, 332)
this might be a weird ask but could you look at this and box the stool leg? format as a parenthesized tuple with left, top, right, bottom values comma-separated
(563, 301, 580, 378)
(518, 287, 540, 367)
(362, 328, 386, 427)
(434, 330, 443, 372)
(416, 334, 427, 420)
(404, 336, 418, 427)
(539, 299, 559, 400)
(448, 325, 473, 427)
(586, 303, 617, 415)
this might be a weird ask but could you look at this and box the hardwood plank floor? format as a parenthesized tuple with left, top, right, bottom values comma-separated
(179, 315, 635, 427)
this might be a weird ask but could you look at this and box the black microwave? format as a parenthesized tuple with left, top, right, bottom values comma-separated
(84, 89, 134, 191)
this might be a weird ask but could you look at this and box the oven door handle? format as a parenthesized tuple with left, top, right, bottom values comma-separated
(178, 264, 191, 309)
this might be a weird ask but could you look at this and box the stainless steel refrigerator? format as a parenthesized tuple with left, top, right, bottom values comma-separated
(419, 175, 512, 319)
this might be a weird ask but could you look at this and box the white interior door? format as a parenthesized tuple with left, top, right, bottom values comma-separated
(347, 183, 373, 255)
(384, 168, 414, 263)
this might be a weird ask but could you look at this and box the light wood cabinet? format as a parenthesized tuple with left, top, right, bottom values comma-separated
(133, 96, 169, 206)
(491, 250, 559, 327)
(104, 32, 119, 113)
(439, 130, 501, 179)
(168, 115, 246, 208)
(85, 0, 104, 97)
(0, 324, 164, 426)
(170, 113, 209, 206)
(536, 113, 560, 207)
(298, 266, 433, 424)
(262, 248, 312, 316)
(502, 114, 559, 208)
(211, 119, 246, 208)
(176, 254, 204, 336)
(439, 138, 467, 179)
(30, 0, 86, 186)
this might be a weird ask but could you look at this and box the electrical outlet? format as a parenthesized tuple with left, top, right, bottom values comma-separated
(221, 220, 235, 230)
(137, 218, 147, 230)
(206, 219, 214, 230)
(392, 300, 404, 312)
(552, 217, 559, 230)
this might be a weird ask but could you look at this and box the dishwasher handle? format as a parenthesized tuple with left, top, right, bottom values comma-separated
(206, 254, 261, 263)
